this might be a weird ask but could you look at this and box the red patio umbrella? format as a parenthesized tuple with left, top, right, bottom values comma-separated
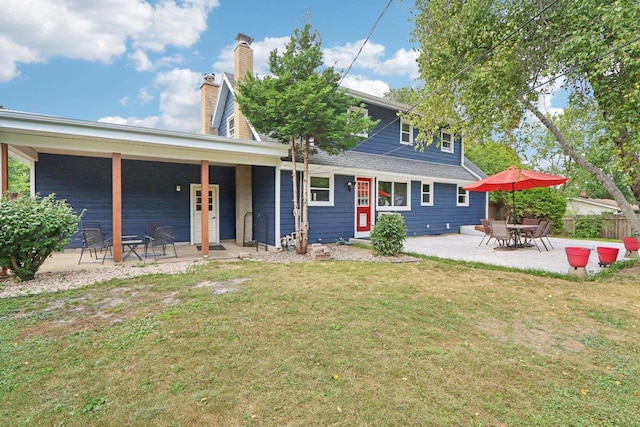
(463, 166, 568, 223)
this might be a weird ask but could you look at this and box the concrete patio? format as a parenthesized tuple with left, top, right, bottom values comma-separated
(403, 233, 629, 275)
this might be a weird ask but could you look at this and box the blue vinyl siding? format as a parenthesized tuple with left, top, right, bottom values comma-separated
(353, 104, 461, 166)
(307, 174, 354, 244)
(35, 154, 236, 247)
(279, 171, 355, 245)
(252, 166, 276, 246)
(397, 181, 485, 236)
(218, 90, 235, 137)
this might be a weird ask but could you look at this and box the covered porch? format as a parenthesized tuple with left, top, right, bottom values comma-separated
(0, 110, 288, 262)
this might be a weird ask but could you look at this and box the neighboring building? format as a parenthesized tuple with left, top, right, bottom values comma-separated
(567, 193, 639, 215)
(0, 33, 487, 259)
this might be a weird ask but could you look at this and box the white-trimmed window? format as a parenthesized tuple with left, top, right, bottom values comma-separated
(377, 180, 410, 211)
(227, 115, 235, 138)
(421, 181, 434, 206)
(309, 175, 333, 206)
(440, 130, 454, 153)
(457, 185, 468, 206)
(349, 106, 369, 137)
(400, 118, 413, 145)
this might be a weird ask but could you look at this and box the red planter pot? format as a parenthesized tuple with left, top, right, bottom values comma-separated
(565, 247, 591, 268)
(623, 237, 639, 251)
(596, 247, 619, 267)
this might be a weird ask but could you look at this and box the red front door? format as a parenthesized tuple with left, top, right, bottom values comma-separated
(356, 178, 372, 234)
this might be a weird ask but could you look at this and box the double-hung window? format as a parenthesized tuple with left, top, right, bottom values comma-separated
(457, 185, 468, 206)
(227, 115, 235, 138)
(440, 130, 453, 153)
(421, 181, 434, 206)
(309, 175, 333, 206)
(400, 119, 413, 145)
(377, 180, 410, 211)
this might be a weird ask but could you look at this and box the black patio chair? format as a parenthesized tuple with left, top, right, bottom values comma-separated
(78, 228, 113, 264)
(145, 225, 177, 260)
(144, 221, 164, 257)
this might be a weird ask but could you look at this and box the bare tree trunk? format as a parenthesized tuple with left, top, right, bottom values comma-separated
(527, 103, 640, 236)
(300, 139, 310, 254)
(290, 138, 302, 254)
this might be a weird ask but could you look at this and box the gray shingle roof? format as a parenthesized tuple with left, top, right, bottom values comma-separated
(308, 149, 483, 182)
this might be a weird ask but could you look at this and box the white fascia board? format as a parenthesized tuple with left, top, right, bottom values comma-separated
(0, 110, 288, 163)
(343, 87, 411, 112)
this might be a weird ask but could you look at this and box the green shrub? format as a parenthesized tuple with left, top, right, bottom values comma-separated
(571, 214, 605, 238)
(370, 213, 407, 256)
(514, 187, 567, 233)
(0, 194, 81, 281)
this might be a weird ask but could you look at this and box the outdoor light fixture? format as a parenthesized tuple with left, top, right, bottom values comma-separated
(346, 181, 354, 192)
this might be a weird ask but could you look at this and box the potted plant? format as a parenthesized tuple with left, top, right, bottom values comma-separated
(622, 236, 639, 258)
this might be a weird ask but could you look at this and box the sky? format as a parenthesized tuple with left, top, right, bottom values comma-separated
(0, 0, 421, 133)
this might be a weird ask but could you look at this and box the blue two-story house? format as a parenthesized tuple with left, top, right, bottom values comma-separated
(205, 34, 487, 246)
(0, 33, 486, 260)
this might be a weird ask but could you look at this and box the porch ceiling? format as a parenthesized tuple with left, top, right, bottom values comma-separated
(0, 110, 288, 167)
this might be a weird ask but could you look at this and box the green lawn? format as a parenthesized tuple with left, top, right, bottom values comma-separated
(1, 258, 639, 426)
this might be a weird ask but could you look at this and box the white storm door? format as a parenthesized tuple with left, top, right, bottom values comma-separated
(191, 184, 219, 244)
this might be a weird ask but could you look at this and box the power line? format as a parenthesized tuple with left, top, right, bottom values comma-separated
(336, 0, 394, 88)
(354, 0, 561, 147)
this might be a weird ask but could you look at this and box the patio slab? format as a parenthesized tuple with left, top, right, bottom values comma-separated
(403, 234, 627, 275)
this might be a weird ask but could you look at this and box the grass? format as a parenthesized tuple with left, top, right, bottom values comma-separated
(1, 258, 639, 426)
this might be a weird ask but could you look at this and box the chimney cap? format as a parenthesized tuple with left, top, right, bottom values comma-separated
(235, 33, 254, 46)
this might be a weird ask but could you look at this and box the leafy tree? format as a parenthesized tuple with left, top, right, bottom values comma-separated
(0, 194, 81, 281)
(408, 0, 640, 235)
(8, 157, 30, 196)
(236, 21, 377, 254)
(521, 98, 635, 202)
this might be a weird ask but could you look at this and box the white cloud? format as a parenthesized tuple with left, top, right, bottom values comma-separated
(377, 48, 419, 79)
(138, 88, 154, 103)
(339, 75, 390, 98)
(0, 0, 219, 81)
(129, 49, 153, 72)
(324, 40, 418, 79)
(211, 36, 415, 99)
(100, 67, 201, 132)
(98, 115, 161, 128)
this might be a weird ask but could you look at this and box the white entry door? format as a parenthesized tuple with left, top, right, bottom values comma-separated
(191, 184, 219, 244)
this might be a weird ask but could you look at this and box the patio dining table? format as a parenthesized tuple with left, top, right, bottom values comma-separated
(507, 224, 538, 248)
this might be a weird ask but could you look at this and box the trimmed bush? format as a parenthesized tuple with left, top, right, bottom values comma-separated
(0, 194, 80, 281)
(370, 213, 407, 256)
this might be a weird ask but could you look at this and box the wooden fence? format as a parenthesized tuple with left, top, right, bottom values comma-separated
(562, 215, 638, 239)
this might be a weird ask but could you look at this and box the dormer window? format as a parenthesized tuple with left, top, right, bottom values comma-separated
(400, 119, 413, 145)
(440, 130, 453, 153)
(227, 115, 235, 138)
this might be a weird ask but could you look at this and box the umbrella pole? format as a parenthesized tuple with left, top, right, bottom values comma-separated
(511, 184, 516, 224)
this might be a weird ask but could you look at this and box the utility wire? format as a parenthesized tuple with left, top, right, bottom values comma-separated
(310, 9, 640, 176)
(336, 0, 394, 88)
(351, 0, 561, 148)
